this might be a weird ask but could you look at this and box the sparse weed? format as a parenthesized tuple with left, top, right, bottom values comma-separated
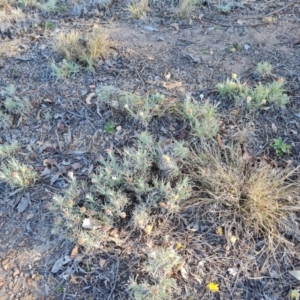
(51, 132, 191, 248)
(127, 0, 149, 19)
(96, 86, 166, 125)
(51, 59, 80, 79)
(0, 110, 11, 129)
(217, 75, 289, 109)
(53, 29, 110, 67)
(256, 61, 272, 77)
(271, 138, 291, 156)
(39, 0, 57, 11)
(0, 158, 38, 188)
(129, 277, 177, 300)
(42, 20, 56, 30)
(17, 0, 37, 7)
(0, 84, 31, 116)
(217, 3, 231, 14)
(143, 247, 182, 278)
(0, 141, 19, 157)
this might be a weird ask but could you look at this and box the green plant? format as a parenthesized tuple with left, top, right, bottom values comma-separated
(57, 3, 67, 12)
(129, 277, 177, 300)
(96, 86, 167, 125)
(217, 75, 290, 109)
(104, 121, 115, 133)
(143, 247, 182, 278)
(18, 0, 37, 7)
(216, 74, 247, 98)
(42, 21, 56, 30)
(181, 95, 219, 138)
(217, 3, 231, 14)
(0, 110, 11, 129)
(51, 132, 191, 248)
(0, 158, 38, 188)
(39, 0, 57, 11)
(271, 138, 291, 156)
(0, 84, 31, 115)
(51, 59, 80, 79)
(128, 0, 149, 19)
(256, 61, 272, 76)
(0, 141, 19, 157)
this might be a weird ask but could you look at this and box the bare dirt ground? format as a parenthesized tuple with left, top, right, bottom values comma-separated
(1, 0, 300, 299)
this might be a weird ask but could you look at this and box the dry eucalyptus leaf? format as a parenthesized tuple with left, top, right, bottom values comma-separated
(82, 218, 104, 229)
(99, 258, 106, 268)
(289, 270, 300, 280)
(51, 256, 71, 273)
(85, 92, 95, 105)
(170, 23, 179, 31)
(271, 123, 277, 133)
(17, 195, 29, 213)
(163, 81, 182, 90)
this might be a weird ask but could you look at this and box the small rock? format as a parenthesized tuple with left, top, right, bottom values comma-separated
(13, 269, 20, 277)
(244, 44, 251, 50)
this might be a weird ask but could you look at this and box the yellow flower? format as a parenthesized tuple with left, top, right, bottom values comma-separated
(230, 235, 237, 244)
(207, 282, 219, 292)
(290, 289, 300, 300)
(176, 242, 183, 250)
(231, 73, 237, 79)
(163, 155, 171, 163)
(145, 225, 153, 234)
(216, 226, 223, 236)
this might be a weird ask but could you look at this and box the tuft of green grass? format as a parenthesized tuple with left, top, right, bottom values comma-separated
(51, 59, 80, 79)
(127, 0, 149, 19)
(256, 61, 272, 77)
(0, 158, 38, 189)
(0, 141, 19, 157)
(104, 121, 115, 133)
(271, 138, 291, 156)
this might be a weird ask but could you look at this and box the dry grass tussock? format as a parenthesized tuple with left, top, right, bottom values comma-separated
(127, 0, 149, 19)
(185, 141, 300, 239)
(53, 28, 111, 67)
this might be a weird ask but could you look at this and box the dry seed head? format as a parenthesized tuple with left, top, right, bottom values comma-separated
(80, 207, 86, 213)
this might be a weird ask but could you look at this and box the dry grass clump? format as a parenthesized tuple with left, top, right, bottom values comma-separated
(127, 0, 149, 19)
(175, 0, 201, 18)
(53, 28, 111, 68)
(185, 142, 300, 238)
